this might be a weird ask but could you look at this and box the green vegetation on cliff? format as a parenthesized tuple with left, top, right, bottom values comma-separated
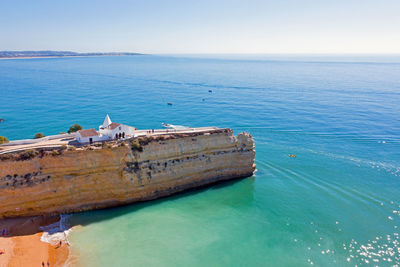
(0, 136, 9, 144)
(34, 133, 45, 139)
(68, 124, 82, 134)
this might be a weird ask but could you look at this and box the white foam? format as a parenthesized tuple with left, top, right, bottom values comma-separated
(40, 214, 72, 246)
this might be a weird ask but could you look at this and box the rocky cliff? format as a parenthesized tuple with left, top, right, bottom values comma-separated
(0, 129, 255, 218)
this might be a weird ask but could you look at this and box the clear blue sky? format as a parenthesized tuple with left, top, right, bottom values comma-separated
(1, 0, 399, 54)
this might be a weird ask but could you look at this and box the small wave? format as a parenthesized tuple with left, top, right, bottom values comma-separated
(254, 137, 400, 177)
(310, 150, 400, 177)
(40, 214, 72, 246)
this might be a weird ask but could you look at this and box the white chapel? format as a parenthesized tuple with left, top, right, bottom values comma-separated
(76, 115, 136, 144)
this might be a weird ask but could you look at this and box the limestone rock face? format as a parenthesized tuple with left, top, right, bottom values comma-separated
(0, 129, 255, 218)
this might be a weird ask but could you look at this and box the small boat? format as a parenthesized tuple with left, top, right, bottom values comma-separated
(289, 154, 296, 158)
(162, 123, 189, 130)
(208, 90, 212, 93)
(167, 102, 173, 105)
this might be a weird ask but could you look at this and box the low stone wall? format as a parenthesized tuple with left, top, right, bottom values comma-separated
(1, 133, 74, 146)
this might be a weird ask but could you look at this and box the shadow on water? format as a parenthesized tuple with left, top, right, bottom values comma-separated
(69, 176, 255, 227)
(0, 176, 255, 238)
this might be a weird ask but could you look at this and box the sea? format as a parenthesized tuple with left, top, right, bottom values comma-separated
(0, 54, 399, 266)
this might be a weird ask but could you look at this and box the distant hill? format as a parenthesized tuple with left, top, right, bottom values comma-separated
(0, 51, 143, 58)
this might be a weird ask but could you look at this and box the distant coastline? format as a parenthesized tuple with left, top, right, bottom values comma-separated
(0, 50, 143, 59)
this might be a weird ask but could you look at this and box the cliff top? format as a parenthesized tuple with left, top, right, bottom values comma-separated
(0, 127, 233, 160)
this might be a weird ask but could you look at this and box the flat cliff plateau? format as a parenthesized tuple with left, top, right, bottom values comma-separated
(0, 129, 255, 218)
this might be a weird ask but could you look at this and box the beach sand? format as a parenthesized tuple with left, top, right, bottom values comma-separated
(0, 216, 70, 267)
(0, 237, 14, 267)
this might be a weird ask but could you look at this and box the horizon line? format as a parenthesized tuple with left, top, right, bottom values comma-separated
(1, 50, 400, 55)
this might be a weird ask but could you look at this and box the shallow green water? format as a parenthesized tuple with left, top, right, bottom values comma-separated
(1, 55, 399, 266)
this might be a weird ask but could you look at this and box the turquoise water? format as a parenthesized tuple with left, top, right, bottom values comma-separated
(1, 55, 400, 266)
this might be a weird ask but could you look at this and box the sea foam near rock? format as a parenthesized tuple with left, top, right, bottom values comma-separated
(40, 214, 72, 245)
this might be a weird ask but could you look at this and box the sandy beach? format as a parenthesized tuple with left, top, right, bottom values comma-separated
(0, 216, 70, 267)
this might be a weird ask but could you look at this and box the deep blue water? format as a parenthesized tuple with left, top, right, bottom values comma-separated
(1, 55, 400, 266)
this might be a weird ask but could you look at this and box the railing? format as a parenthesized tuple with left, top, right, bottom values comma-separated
(0, 144, 64, 155)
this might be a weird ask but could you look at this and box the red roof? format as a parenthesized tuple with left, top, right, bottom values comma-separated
(78, 129, 99, 137)
(109, 122, 121, 130)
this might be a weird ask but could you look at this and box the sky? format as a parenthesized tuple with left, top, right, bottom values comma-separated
(1, 0, 399, 54)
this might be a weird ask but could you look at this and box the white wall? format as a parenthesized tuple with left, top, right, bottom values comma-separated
(111, 125, 135, 139)
(77, 134, 106, 144)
